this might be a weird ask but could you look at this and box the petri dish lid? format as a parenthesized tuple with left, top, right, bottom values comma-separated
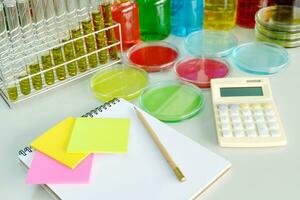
(185, 30, 238, 57)
(174, 57, 230, 88)
(256, 5, 300, 32)
(255, 22, 300, 41)
(90, 64, 148, 101)
(140, 81, 205, 122)
(127, 41, 179, 72)
(255, 31, 300, 48)
(232, 42, 289, 74)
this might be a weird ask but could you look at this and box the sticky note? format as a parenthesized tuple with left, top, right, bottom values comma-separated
(26, 151, 93, 184)
(31, 117, 89, 169)
(67, 118, 131, 153)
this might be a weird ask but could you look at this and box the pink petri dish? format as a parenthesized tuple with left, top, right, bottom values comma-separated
(127, 42, 179, 72)
(175, 58, 230, 88)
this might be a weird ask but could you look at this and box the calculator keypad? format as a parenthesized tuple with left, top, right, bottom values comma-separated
(216, 103, 281, 139)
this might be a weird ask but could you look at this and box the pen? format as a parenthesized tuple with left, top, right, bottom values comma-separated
(134, 107, 186, 182)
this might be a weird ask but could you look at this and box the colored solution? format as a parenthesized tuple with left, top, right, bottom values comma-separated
(237, 0, 268, 28)
(19, 74, 31, 95)
(101, 3, 118, 60)
(176, 58, 229, 88)
(91, 11, 108, 64)
(136, 0, 170, 41)
(71, 28, 88, 73)
(62, 38, 77, 77)
(7, 85, 18, 101)
(204, 0, 237, 30)
(28, 63, 43, 90)
(128, 45, 178, 72)
(52, 47, 66, 81)
(91, 66, 148, 101)
(111, 0, 140, 50)
(41, 54, 55, 85)
(171, 0, 203, 36)
(140, 82, 204, 122)
(82, 19, 98, 68)
(271, 0, 300, 6)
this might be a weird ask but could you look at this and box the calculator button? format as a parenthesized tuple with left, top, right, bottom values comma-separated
(262, 103, 272, 109)
(218, 104, 228, 111)
(271, 130, 281, 137)
(245, 122, 255, 130)
(265, 109, 275, 116)
(243, 115, 253, 123)
(240, 104, 250, 109)
(253, 110, 264, 116)
(230, 109, 240, 116)
(246, 130, 257, 137)
(229, 104, 239, 111)
(222, 130, 233, 138)
(251, 104, 262, 109)
(257, 124, 269, 137)
(254, 115, 265, 122)
(234, 130, 245, 137)
(219, 110, 229, 117)
(266, 115, 277, 123)
(221, 123, 231, 130)
(231, 115, 242, 123)
(220, 115, 230, 123)
(268, 122, 279, 130)
(242, 110, 251, 116)
(233, 122, 243, 130)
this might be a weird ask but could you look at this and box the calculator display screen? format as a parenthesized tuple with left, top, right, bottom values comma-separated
(220, 87, 263, 97)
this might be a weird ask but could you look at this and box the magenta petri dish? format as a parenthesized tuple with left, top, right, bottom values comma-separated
(175, 58, 230, 88)
(127, 41, 179, 72)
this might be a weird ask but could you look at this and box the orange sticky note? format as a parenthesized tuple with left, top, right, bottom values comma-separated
(31, 117, 89, 169)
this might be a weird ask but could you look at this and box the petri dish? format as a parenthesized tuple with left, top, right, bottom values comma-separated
(256, 5, 300, 32)
(90, 64, 148, 101)
(185, 30, 238, 57)
(255, 29, 300, 48)
(140, 81, 205, 122)
(232, 42, 289, 74)
(174, 57, 230, 88)
(127, 41, 179, 72)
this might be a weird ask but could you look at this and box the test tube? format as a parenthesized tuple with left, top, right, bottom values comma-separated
(101, 0, 118, 60)
(77, 0, 98, 68)
(16, 0, 35, 53)
(52, 0, 68, 80)
(68, 0, 88, 73)
(90, 0, 108, 64)
(0, 2, 9, 57)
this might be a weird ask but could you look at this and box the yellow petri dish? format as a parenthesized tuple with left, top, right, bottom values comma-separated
(90, 64, 148, 101)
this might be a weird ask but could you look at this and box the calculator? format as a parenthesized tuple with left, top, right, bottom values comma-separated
(211, 77, 287, 147)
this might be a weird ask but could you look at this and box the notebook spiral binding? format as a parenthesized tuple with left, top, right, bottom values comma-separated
(18, 98, 120, 156)
(81, 98, 120, 118)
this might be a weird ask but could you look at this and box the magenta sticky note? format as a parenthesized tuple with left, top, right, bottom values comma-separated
(26, 151, 93, 184)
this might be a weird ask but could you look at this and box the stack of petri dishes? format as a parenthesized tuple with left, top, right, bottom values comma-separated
(255, 5, 300, 48)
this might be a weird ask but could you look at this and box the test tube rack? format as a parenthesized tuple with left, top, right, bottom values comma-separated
(0, 23, 123, 108)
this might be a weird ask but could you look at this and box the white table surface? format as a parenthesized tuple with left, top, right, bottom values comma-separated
(1, 27, 300, 200)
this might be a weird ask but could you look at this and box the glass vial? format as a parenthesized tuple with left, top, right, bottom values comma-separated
(136, 0, 170, 41)
(171, 0, 203, 36)
(204, 0, 237, 30)
(237, 0, 268, 28)
(111, 0, 140, 50)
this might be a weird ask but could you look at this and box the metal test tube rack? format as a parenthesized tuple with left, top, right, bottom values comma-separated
(0, 22, 123, 108)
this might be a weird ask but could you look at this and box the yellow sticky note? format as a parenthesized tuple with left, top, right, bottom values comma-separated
(67, 118, 131, 153)
(31, 117, 89, 169)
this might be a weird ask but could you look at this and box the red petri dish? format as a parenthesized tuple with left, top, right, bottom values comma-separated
(175, 58, 230, 88)
(127, 42, 179, 72)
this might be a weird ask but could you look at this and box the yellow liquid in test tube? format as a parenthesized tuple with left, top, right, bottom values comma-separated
(204, 0, 237, 30)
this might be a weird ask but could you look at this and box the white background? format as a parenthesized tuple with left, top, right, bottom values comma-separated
(0, 27, 300, 199)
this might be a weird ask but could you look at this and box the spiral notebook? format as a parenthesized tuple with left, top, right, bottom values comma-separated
(18, 98, 231, 200)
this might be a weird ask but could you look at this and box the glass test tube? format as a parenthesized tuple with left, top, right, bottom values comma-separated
(77, 0, 98, 68)
(68, 0, 88, 73)
(101, 0, 118, 60)
(42, 0, 57, 85)
(90, 0, 108, 64)
(53, 0, 68, 80)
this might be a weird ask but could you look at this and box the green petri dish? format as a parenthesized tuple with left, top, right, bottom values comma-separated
(140, 81, 205, 122)
(255, 30, 300, 48)
(90, 64, 148, 101)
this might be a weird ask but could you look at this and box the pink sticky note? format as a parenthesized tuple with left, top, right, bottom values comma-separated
(26, 151, 93, 184)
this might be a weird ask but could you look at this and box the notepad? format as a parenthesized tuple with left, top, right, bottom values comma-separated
(30, 117, 89, 169)
(67, 118, 131, 153)
(26, 151, 93, 184)
(19, 99, 231, 200)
